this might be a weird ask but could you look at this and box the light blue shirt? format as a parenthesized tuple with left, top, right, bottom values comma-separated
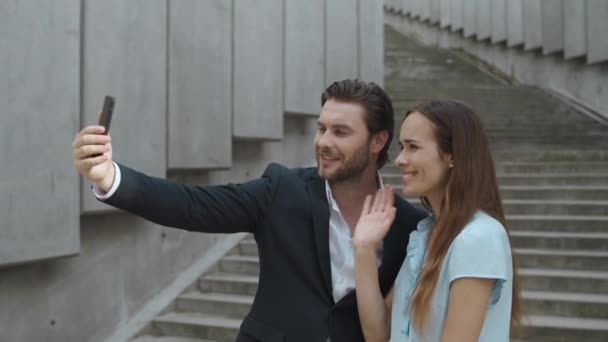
(389, 211, 513, 342)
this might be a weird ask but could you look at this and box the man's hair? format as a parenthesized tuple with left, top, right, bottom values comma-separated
(321, 79, 395, 169)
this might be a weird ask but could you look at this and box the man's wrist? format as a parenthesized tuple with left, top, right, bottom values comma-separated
(97, 162, 116, 193)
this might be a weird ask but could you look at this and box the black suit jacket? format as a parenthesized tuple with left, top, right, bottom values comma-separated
(103, 162, 427, 342)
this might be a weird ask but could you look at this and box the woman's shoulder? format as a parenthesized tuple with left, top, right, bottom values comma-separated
(451, 211, 510, 253)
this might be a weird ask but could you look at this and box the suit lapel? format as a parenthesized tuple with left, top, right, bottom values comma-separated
(377, 202, 406, 295)
(308, 176, 334, 301)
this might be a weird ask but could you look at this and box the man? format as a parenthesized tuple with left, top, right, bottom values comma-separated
(72, 79, 426, 341)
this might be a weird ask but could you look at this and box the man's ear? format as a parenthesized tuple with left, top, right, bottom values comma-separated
(371, 130, 389, 153)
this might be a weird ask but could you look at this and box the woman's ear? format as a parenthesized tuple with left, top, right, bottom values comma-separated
(372, 130, 389, 153)
(446, 154, 454, 168)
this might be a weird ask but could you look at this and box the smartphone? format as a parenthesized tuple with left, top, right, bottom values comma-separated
(92, 95, 115, 157)
(98, 95, 115, 135)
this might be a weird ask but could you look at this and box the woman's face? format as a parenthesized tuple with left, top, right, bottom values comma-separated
(394, 112, 453, 203)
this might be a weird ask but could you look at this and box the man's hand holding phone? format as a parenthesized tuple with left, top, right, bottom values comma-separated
(71, 96, 116, 193)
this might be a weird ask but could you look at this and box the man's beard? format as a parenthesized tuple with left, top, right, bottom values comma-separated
(317, 143, 371, 182)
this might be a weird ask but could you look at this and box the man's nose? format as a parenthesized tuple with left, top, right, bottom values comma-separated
(317, 131, 333, 148)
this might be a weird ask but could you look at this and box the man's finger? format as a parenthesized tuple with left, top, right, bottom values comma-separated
(76, 155, 107, 169)
(77, 125, 106, 138)
(75, 145, 109, 160)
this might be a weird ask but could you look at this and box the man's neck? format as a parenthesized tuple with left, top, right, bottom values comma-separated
(329, 168, 381, 233)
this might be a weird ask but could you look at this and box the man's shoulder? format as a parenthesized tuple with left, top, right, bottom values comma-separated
(394, 195, 428, 223)
(262, 162, 319, 182)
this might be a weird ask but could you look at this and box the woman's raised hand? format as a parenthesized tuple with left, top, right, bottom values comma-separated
(352, 185, 397, 250)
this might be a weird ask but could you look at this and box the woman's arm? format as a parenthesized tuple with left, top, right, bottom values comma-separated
(440, 277, 494, 342)
(353, 186, 397, 342)
(355, 247, 393, 342)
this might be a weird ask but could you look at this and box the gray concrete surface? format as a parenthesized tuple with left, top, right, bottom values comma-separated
(233, 0, 284, 140)
(385, 11, 608, 121)
(0, 1, 382, 341)
(587, 0, 608, 64)
(0, 0, 81, 265)
(285, 0, 325, 116)
(507, 0, 524, 47)
(563, 1, 586, 59)
(168, 0, 232, 170)
(81, 0, 167, 214)
(523, 0, 543, 51)
(326, 0, 359, 84)
(542, 0, 564, 55)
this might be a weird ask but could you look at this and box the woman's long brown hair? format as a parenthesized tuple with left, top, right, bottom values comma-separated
(405, 100, 522, 336)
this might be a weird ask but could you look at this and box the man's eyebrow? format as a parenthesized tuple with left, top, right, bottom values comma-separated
(332, 124, 353, 131)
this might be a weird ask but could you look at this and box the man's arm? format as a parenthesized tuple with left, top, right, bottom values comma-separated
(101, 162, 278, 234)
(73, 125, 278, 234)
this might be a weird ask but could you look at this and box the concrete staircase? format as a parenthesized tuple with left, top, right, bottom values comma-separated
(131, 237, 258, 341)
(130, 26, 608, 341)
(382, 26, 608, 342)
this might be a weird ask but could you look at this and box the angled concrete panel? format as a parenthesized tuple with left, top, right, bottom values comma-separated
(233, 0, 284, 139)
(82, 0, 167, 213)
(0, 0, 80, 265)
(421, 0, 431, 21)
(285, 0, 324, 116)
(541, 0, 564, 55)
(405, 0, 415, 17)
(400, 0, 410, 15)
(440, 0, 451, 28)
(168, 0, 232, 169)
(491, 0, 507, 43)
(430, 0, 441, 24)
(463, 0, 476, 37)
(326, 0, 359, 83)
(507, 0, 524, 47)
(476, 0, 491, 40)
(563, 0, 586, 59)
(586, 0, 608, 63)
(450, 0, 464, 32)
(523, 0, 543, 50)
(360, 0, 385, 87)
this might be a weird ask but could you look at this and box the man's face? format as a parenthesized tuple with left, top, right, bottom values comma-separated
(314, 99, 373, 182)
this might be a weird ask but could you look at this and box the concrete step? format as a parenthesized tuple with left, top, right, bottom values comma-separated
(519, 315, 608, 342)
(227, 240, 257, 257)
(515, 248, 608, 271)
(510, 231, 608, 250)
(506, 215, 608, 233)
(216, 255, 259, 276)
(494, 162, 608, 174)
(132, 336, 218, 342)
(381, 172, 608, 187)
(389, 86, 600, 122)
(403, 198, 608, 216)
(503, 199, 608, 216)
(390, 184, 608, 201)
(519, 268, 608, 294)
(382, 161, 608, 174)
(522, 291, 608, 320)
(199, 273, 258, 296)
(496, 174, 608, 186)
(148, 313, 240, 341)
(491, 149, 608, 163)
(176, 292, 252, 319)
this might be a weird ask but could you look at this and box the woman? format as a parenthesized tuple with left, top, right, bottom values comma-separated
(353, 99, 521, 342)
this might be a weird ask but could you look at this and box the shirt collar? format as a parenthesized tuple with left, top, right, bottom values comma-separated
(324, 172, 385, 211)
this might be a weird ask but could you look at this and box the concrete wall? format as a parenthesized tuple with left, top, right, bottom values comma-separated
(384, 1, 608, 121)
(0, 1, 383, 341)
